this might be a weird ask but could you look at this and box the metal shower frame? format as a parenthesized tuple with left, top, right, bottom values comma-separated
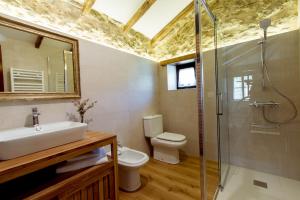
(194, 0, 219, 200)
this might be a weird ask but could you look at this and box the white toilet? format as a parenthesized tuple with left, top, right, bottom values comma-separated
(113, 147, 149, 192)
(143, 115, 187, 164)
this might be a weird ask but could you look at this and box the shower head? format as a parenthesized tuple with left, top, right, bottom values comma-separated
(259, 19, 271, 40)
(259, 18, 271, 30)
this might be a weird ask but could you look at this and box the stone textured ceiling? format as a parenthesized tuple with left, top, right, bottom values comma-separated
(0, 0, 297, 62)
(154, 0, 298, 60)
(0, 0, 153, 59)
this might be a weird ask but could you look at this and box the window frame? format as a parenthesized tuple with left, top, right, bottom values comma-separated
(176, 61, 196, 89)
(233, 74, 253, 101)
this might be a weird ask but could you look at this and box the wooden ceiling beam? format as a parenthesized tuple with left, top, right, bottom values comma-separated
(151, 2, 194, 45)
(159, 53, 195, 66)
(82, 0, 96, 14)
(35, 36, 44, 49)
(123, 0, 156, 32)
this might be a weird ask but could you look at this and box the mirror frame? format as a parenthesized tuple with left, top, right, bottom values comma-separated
(0, 16, 81, 100)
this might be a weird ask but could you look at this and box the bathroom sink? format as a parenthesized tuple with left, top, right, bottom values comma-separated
(0, 121, 87, 160)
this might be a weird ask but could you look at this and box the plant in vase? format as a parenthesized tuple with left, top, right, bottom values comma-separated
(73, 98, 97, 123)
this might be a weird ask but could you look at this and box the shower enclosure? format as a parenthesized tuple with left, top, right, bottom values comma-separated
(195, 1, 224, 199)
(196, 0, 300, 199)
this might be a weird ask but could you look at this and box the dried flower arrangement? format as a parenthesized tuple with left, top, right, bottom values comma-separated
(73, 98, 97, 123)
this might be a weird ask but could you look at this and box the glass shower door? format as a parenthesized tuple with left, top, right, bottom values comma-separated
(195, 0, 229, 199)
(215, 20, 230, 189)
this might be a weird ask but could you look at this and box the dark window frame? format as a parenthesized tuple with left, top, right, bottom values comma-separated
(176, 61, 196, 89)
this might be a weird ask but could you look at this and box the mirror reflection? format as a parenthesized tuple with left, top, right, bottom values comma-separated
(0, 25, 75, 93)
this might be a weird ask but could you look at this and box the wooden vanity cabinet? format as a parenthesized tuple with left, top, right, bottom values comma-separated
(0, 132, 119, 200)
(26, 164, 115, 200)
(57, 168, 114, 200)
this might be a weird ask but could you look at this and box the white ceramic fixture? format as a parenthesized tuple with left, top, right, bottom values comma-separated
(143, 115, 187, 164)
(0, 121, 87, 160)
(112, 147, 149, 192)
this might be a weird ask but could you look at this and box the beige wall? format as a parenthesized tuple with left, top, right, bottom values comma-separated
(0, 38, 159, 155)
(158, 68, 200, 156)
(158, 51, 218, 160)
(203, 50, 218, 161)
(298, 0, 300, 27)
(79, 40, 159, 154)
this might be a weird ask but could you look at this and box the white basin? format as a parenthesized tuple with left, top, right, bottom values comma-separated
(0, 121, 87, 160)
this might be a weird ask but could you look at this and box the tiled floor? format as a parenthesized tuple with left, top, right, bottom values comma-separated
(216, 165, 300, 200)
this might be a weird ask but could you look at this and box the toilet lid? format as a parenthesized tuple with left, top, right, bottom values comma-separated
(157, 132, 186, 142)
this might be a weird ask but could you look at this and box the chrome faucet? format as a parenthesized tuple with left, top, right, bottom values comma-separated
(32, 107, 41, 131)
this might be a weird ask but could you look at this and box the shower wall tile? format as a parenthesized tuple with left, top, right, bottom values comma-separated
(158, 49, 218, 160)
(223, 30, 300, 180)
(158, 67, 201, 157)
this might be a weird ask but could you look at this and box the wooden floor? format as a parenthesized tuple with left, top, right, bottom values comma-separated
(119, 156, 218, 200)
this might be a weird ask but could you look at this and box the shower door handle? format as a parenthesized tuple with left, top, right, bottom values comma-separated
(217, 92, 223, 115)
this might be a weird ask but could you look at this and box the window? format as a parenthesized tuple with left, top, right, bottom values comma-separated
(176, 62, 196, 89)
(233, 75, 253, 101)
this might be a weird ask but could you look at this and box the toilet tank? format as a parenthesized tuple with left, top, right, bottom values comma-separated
(143, 115, 163, 138)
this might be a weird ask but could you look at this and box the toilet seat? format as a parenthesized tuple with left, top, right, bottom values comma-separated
(156, 132, 186, 142)
(151, 136, 187, 149)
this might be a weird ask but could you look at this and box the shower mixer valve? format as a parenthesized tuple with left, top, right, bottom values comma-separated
(249, 101, 280, 108)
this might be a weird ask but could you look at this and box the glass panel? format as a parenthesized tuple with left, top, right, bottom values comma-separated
(216, 17, 230, 190)
(214, 1, 300, 200)
(197, 0, 300, 199)
(195, 1, 220, 200)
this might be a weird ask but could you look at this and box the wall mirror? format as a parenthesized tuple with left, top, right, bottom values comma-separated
(0, 17, 80, 100)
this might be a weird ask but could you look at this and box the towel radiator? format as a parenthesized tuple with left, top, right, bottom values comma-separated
(10, 68, 44, 92)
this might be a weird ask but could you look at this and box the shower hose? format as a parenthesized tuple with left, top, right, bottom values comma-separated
(261, 41, 298, 124)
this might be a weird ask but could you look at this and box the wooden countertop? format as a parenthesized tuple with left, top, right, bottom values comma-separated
(0, 131, 116, 184)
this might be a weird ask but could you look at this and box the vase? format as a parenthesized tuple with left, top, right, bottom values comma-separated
(80, 114, 84, 123)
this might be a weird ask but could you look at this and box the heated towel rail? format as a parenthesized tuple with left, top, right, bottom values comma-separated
(10, 68, 45, 92)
